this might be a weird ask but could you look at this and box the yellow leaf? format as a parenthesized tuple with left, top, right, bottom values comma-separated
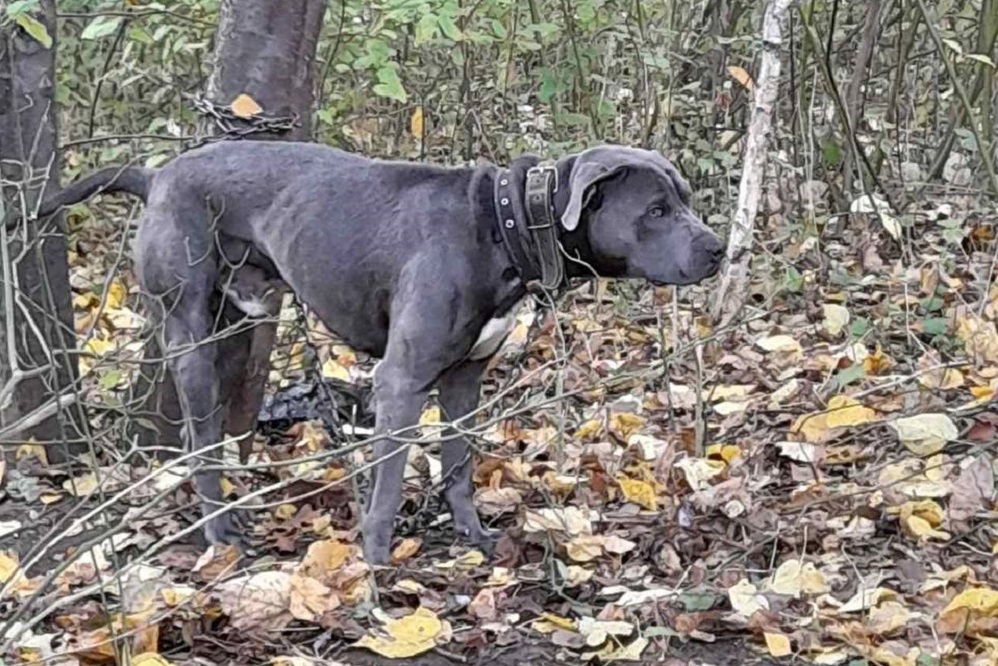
(106, 279, 128, 310)
(274, 504, 297, 520)
(230, 93, 263, 118)
(866, 600, 911, 635)
(609, 412, 645, 441)
(917, 352, 964, 390)
(16, 442, 47, 466)
(574, 419, 603, 440)
(354, 607, 444, 658)
(706, 444, 741, 464)
(536, 612, 577, 632)
(0, 552, 24, 585)
(617, 477, 657, 510)
(939, 587, 998, 635)
(891, 499, 945, 527)
(955, 314, 998, 363)
(825, 395, 877, 428)
(62, 471, 99, 496)
(941, 587, 998, 615)
(792, 395, 878, 443)
(391, 538, 421, 563)
(321, 358, 351, 382)
(823, 303, 850, 336)
(769, 560, 830, 597)
(727, 65, 755, 90)
(581, 636, 648, 662)
(410, 105, 424, 139)
(764, 632, 792, 657)
(419, 406, 441, 426)
(131, 653, 173, 666)
(220, 477, 237, 498)
(160, 586, 196, 607)
(900, 514, 950, 542)
(300, 540, 352, 578)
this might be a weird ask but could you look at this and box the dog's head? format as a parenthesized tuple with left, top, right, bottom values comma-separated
(560, 146, 723, 286)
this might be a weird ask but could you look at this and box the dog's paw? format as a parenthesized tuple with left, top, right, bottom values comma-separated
(362, 540, 392, 566)
(456, 523, 500, 556)
(204, 510, 248, 548)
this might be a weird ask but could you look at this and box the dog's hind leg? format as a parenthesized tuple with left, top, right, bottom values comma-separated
(138, 204, 243, 546)
(158, 292, 247, 546)
(437, 360, 497, 552)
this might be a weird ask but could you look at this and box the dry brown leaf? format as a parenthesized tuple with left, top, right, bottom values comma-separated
(727, 65, 755, 90)
(230, 93, 263, 118)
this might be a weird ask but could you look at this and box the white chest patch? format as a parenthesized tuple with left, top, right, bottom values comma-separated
(468, 299, 525, 361)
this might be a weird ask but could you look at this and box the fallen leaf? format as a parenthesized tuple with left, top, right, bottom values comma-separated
(391, 538, 421, 563)
(355, 607, 446, 658)
(728, 579, 768, 617)
(131, 653, 173, 666)
(823, 303, 850, 336)
(581, 636, 648, 661)
(769, 560, 830, 597)
(216, 571, 293, 632)
(299, 540, 352, 579)
(523, 506, 593, 536)
(230, 93, 263, 118)
(792, 395, 878, 443)
(409, 105, 424, 139)
(617, 476, 657, 510)
(727, 65, 754, 90)
(890, 413, 958, 456)
(838, 587, 897, 613)
(288, 574, 332, 621)
(756, 334, 802, 353)
(764, 632, 792, 657)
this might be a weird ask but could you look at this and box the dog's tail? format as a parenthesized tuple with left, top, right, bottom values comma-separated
(37, 165, 155, 218)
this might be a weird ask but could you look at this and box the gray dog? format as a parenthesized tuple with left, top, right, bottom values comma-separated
(38, 140, 724, 564)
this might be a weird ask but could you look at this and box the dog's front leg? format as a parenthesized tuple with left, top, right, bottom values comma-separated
(437, 360, 497, 552)
(363, 361, 431, 565)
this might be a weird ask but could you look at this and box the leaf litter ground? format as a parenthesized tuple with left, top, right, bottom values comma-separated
(1, 194, 997, 666)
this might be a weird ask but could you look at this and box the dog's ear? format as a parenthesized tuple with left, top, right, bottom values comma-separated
(561, 153, 631, 232)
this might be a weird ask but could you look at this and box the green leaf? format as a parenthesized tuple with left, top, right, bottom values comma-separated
(14, 13, 51, 48)
(678, 591, 716, 611)
(81, 15, 122, 40)
(414, 13, 438, 44)
(922, 317, 948, 337)
(5, 0, 41, 18)
(373, 66, 407, 103)
(834, 363, 866, 389)
(437, 14, 462, 41)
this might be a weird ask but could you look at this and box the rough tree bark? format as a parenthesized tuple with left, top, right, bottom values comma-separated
(133, 0, 327, 462)
(0, 1, 83, 462)
(709, 0, 795, 326)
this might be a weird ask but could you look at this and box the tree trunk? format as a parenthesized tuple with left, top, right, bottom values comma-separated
(132, 0, 327, 462)
(709, 0, 795, 327)
(841, 0, 881, 193)
(0, 0, 83, 463)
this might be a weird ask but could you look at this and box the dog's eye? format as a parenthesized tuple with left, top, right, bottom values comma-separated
(648, 206, 665, 218)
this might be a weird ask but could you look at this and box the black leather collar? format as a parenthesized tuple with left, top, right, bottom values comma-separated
(493, 162, 566, 293)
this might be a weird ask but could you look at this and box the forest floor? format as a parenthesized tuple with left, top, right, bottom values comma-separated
(2, 183, 997, 666)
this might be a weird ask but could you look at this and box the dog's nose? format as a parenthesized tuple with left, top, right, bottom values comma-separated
(710, 244, 724, 263)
